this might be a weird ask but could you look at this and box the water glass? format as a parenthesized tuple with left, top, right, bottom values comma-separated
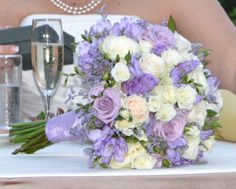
(0, 55, 22, 129)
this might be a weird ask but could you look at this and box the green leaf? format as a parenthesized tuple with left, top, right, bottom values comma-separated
(74, 66, 80, 74)
(37, 112, 46, 120)
(198, 48, 212, 57)
(124, 51, 131, 63)
(64, 76, 69, 86)
(162, 159, 170, 168)
(207, 109, 218, 117)
(167, 15, 177, 32)
(116, 55, 120, 62)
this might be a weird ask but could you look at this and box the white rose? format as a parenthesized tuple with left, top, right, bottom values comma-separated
(161, 49, 181, 69)
(115, 120, 136, 136)
(188, 66, 209, 94)
(139, 40, 153, 53)
(153, 85, 177, 105)
(200, 136, 215, 152)
(183, 135, 200, 160)
(120, 109, 131, 120)
(140, 53, 165, 77)
(177, 85, 197, 110)
(155, 104, 176, 122)
(179, 52, 199, 62)
(100, 35, 139, 60)
(111, 61, 131, 82)
(174, 32, 192, 52)
(206, 91, 223, 114)
(123, 96, 149, 123)
(131, 152, 156, 169)
(148, 95, 162, 112)
(185, 125, 200, 137)
(188, 101, 207, 127)
(110, 142, 145, 169)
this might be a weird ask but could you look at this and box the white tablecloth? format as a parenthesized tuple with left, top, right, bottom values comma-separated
(0, 135, 236, 188)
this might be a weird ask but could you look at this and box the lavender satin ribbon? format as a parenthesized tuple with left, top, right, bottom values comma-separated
(45, 111, 79, 143)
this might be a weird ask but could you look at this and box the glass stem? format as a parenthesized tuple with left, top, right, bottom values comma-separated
(44, 94, 52, 120)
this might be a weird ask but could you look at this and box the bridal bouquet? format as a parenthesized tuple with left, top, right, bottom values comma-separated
(10, 16, 222, 169)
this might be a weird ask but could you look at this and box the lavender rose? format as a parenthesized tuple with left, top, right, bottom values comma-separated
(153, 111, 188, 141)
(93, 88, 121, 124)
(143, 25, 175, 55)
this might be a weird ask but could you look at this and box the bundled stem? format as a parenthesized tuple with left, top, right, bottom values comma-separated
(9, 120, 53, 154)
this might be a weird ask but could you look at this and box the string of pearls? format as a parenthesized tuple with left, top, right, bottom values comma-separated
(50, 0, 103, 15)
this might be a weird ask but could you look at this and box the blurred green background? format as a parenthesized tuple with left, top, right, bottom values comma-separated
(219, 0, 236, 25)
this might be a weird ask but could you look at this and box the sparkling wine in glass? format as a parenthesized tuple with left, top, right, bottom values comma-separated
(31, 19, 64, 119)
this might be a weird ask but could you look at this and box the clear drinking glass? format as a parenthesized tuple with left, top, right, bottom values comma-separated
(0, 55, 22, 129)
(31, 19, 64, 119)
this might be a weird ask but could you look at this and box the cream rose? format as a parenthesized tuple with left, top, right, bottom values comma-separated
(174, 32, 192, 52)
(100, 35, 139, 60)
(131, 152, 156, 169)
(115, 120, 136, 136)
(189, 66, 209, 94)
(200, 136, 215, 152)
(153, 85, 177, 105)
(177, 85, 197, 110)
(161, 49, 181, 69)
(140, 53, 165, 77)
(182, 135, 200, 160)
(148, 95, 162, 112)
(110, 142, 145, 169)
(139, 40, 153, 53)
(155, 104, 176, 122)
(123, 96, 149, 123)
(111, 61, 131, 82)
(188, 101, 207, 127)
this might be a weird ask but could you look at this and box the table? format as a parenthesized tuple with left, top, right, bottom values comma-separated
(0, 135, 236, 189)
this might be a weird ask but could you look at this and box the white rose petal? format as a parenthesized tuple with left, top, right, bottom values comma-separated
(115, 120, 136, 136)
(101, 35, 139, 60)
(155, 104, 176, 122)
(111, 61, 131, 82)
(200, 136, 215, 152)
(139, 40, 153, 53)
(177, 85, 197, 110)
(131, 152, 156, 169)
(153, 85, 177, 105)
(174, 32, 192, 52)
(120, 109, 131, 120)
(189, 66, 209, 94)
(161, 49, 181, 69)
(179, 52, 198, 62)
(185, 125, 200, 138)
(188, 101, 207, 127)
(140, 53, 165, 77)
(148, 95, 162, 112)
(183, 135, 200, 160)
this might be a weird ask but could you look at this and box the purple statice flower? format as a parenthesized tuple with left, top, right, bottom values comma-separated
(143, 24, 175, 55)
(207, 76, 220, 95)
(167, 138, 187, 149)
(93, 88, 121, 124)
(166, 148, 182, 166)
(124, 23, 145, 41)
(170, 60, 200, 87)
(88, 126, 128, 164)
(122, 73, 159, 95)
(200, 130, 214, 140)
(129, 53, 143, 77)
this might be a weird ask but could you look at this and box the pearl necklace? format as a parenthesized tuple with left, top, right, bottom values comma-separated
(50, 0, 103, 15)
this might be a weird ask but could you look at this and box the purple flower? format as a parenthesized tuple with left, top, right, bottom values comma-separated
(122, 73, 159, 95)
(88, 127, 128, 164)
(170, 60, 200, 87)
(90, 19, 112, 35)
(153, 111, 188, 141)
(167, 148, 181, 165)
(143, 25, 175, 55)
(200, 130, 214, 140)
(124, 23, 144, 41)
(207, 76, 220, 94)
(93, 88, 121, 124)
(129, 53, 143, 77)
(88, 84, 104, 102)
(167, 138, 187, 149)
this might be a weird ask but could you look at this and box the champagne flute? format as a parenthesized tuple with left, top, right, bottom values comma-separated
(31, 19, 64, 119)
